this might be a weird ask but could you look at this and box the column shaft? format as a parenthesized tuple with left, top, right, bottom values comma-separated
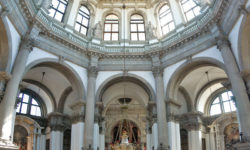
(71, 122, 84, 150)
(0, 41, 32, 140)
(50, 131, 63, 150)
(153, 69, 168, 148)
(84, 67, 97, 149)
(218, 39, 250, 136)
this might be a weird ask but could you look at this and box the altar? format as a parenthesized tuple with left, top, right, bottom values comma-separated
(111, 131, 135, 150)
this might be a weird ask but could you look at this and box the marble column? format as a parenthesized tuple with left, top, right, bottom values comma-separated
(93, 122, 100, 150)
(36, 129, 41, 150)
(152, 66, 168, 149)
(33, 128, 37, 150)
(188, 130, 202, 150)
(0, 38, 33, 141)
(217, 37, 250, 139)
(167, 120, 181, 150)
(48, 112, 69, 150)
(70, 101, 85, 150)
(98, 120, 105, 150)
(84, 64, 98, 149)
(146, 125, 152, 150)
(66, 0, 81, 28)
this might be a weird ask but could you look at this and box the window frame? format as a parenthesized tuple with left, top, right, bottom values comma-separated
(158, 4, 175, 36)
(49, 0, 69, 22)
(180, 0, 201, 22)
(103, 14, 119, 41)
(209, 90, 236, 116)
(16, 90, 45, 117)
(75, 5, 90, 36)
(130, 14, 146, 41)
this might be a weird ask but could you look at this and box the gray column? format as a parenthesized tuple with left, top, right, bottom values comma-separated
(0, 38, 33, 141)
(217, 37, 250, 139)
(48, 112, 69, 150)
(84, 65, 98, 149)
(152, 66, 168, 148)
(70, 101, 85, 150)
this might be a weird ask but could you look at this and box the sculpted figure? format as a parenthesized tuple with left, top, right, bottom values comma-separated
(146, 22, 156, 40)
(93, 21, 103, 39)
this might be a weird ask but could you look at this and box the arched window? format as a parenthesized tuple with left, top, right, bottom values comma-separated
(104, 14, 119, 41)
(16, 92, 43, 117)
(159, 4, 175, 35)
(49, 0, 68, 22)
(75, 6, 90, 35)
(180, 0, 201, 21)
(130, 14, 145, 41)
(210, 91, 236, 116)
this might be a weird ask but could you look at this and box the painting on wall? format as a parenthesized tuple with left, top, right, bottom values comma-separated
(224, 123, 240, 150)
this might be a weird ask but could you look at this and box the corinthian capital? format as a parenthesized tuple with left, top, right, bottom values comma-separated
(88, 66, 98, 77)
(216, 36, 230, 51)
(152, 66, 163, 77)
(0, 6, 10, 18)
(20, 36, 34, 52)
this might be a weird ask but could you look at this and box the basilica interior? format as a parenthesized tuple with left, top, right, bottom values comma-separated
(0, 0, 250, 150)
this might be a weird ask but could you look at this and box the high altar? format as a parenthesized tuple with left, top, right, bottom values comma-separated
(111, 131, 135, 150)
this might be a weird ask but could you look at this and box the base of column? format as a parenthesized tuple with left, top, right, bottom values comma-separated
(157, 144, 170, 150)
(0, 139, 18, 150)
(234, 142, 250, 150)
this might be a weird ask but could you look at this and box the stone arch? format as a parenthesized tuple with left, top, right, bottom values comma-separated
(166, 57, 226, 103)
(178, 86, 193, 112)
(57, 86, 73, 113)
(22, 79, 57, 112)
(25, 58, 86, 102)
(95, 73, 156, 103)
(0, 17, 12, 72)
(238, 13, 250, 70)
(106, 118, 143, 143)
(195, 78, 228, 113)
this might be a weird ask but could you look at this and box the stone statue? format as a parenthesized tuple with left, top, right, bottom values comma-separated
(146, 22, 156, 40)
(93, 21, 103, 39)
(121, 130, 129, 144)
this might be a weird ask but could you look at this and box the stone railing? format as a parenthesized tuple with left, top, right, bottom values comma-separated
(6, 0, 226, 55)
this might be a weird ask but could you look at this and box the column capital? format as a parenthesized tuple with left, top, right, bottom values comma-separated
(216, 36, 231, 51)
(0, 72, 11, 81)
(221, 80, 232, 90)
(88, 66, 98, 78)
(0, 6, 10, 18)
(239, 5, 249, 15)
(152, 66, 163, 77)
(20, 36, 34, 52)
(48, 112, 71, 131)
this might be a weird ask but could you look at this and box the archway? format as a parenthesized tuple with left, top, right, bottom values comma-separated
(166, 58, 227, 113)
(98, 75, 154, 149)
